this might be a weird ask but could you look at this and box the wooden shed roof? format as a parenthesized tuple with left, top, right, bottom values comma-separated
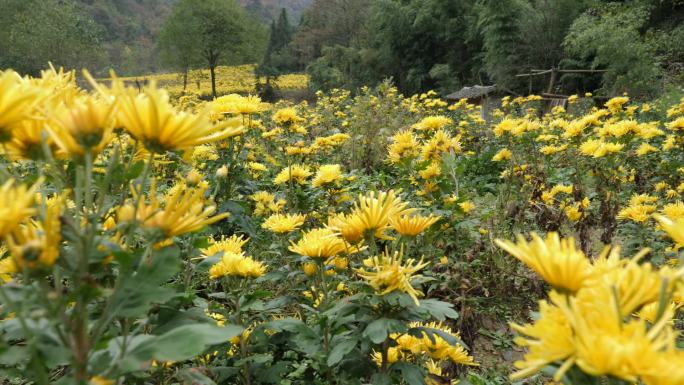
(446, 85, 496, 100)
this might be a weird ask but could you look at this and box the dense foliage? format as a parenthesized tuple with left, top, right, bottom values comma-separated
(294, 0, 684, 97)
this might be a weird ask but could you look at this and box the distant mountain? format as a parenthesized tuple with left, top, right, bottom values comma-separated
(238, 0, 313, 23)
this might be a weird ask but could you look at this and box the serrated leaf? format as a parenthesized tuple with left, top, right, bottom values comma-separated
(110, 246, 181, 318)
(393, 362, 425, 385)
(132, 324, 243, 362)
(233, 353, 273, 366)
(363, 318, 406, 344)
(177, 368, 216, 385)
(371, 372, 392, 385)
(326, 338, 356, 366)
(415, 299, 459, 321)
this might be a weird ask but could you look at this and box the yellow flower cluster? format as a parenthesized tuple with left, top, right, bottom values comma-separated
(103, 64, 308, 98)
(372, 321, 477, 368)
(209, 252, 266, 279)
(262, 213, 306, 234)
(355, 247, 429, 305)
(120, 181, 228, 238)
(498, 231, 684, 384)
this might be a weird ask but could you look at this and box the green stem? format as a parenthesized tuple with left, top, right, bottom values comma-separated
(0, 286, 50, 385)
(133, 151, 155, 221)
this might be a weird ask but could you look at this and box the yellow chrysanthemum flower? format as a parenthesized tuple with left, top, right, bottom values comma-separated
(492, 148, 512, 161)
(409, 321, 478, 366)
(302, 262, 318, 276)
(605, 96, 629, 114)
(272, 108, 303, 126)
(125, 181, 228, 238)
(46, 96, 117, 156)
(661, 201, 684, 220)
(0, 179, 40, 238)
(636, 142, 658, 156)
(355, 247, 429, 305)
(579, 139, 624, 158)
(330, 190, 413, 242)
(289, 228, 349, 259)
(4, 119, 59, 160)
(389, 213, 440, 236)
(261, 213, 306, 233)
(0, 70, 44, 141)
(114, 81, 242, 152)
(212, 94, 266, 116)
(510, 297, 575, 380)
(420, 129, 461, 161)
(273, 164, 312, 185)
(459, 201, 475, 214)
(618, 204, 656, 223)
(201, 234, 249, 258)
(655, 215, 684, 246)
(413, 116, 452, 131)
(495, 232, 592, 292)
(387, 130, 419, 164)
(7, 193, 63, 270)
(208, 251, 266, 279)
(312, 164, 343, 188)
(419, 162, 441, 180)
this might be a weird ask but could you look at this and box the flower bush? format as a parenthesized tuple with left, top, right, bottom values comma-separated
(1, 64, 684, 385)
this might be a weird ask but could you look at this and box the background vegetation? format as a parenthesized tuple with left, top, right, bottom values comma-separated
(1, 0, 682, 99)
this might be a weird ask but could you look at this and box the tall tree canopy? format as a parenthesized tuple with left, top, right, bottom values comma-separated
(292, 0, 683, 98)
(159, 0, 267, 98)
(0, 0, 104, 75)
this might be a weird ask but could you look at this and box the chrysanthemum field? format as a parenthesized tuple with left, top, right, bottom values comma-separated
(1, 67, 684, 385)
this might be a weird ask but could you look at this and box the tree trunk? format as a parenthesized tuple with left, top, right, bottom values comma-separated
(182, 67, 188, 94)
(210, 65, 217, 99)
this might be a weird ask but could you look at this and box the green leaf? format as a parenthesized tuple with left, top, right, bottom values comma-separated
(123, 324, 243, 367)
(110, 246, 181, 318)
(0, 346, 29, 366)
(233, 353, 273, 366)
(196, 254, 221, 272)
(326, 338, 356, 366)
(177, 368, 217, 385)
(150, 324, 243, 361)
(415, 299, 459, 321)
(125, 160, 145, 179)
(267, 318, 322, 356)
(265, 318, 307, 332)
(370, 372, 392, 385)
(393, 362, 425, 385)
(409, 327, 465, 348)
(363, 318, 406, 344)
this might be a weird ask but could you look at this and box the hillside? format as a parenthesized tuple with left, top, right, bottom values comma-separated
(77, 0, 176, 74)
(76, 0, 310, 74)
(239, 0, 313, 22)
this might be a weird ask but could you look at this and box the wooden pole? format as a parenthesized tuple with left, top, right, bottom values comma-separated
(546, 67, 557, 94)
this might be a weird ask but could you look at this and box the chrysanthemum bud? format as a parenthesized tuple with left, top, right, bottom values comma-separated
(303, 262, 317, 276)
(186, 169, 202, 186)
(117, 204, 135, 223)
(216, 165, 229, 178)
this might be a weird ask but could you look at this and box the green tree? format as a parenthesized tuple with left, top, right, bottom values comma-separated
(161, 0, 267, 99)
(257, 8, 297, 100)
(157, 2, 203, 93)
(365, 0, 483, 94)
(0, 0, 104, 75)
(292, 0, 372, 66)
(476, 0, 526, 90)
(564, 2, 662, 97)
